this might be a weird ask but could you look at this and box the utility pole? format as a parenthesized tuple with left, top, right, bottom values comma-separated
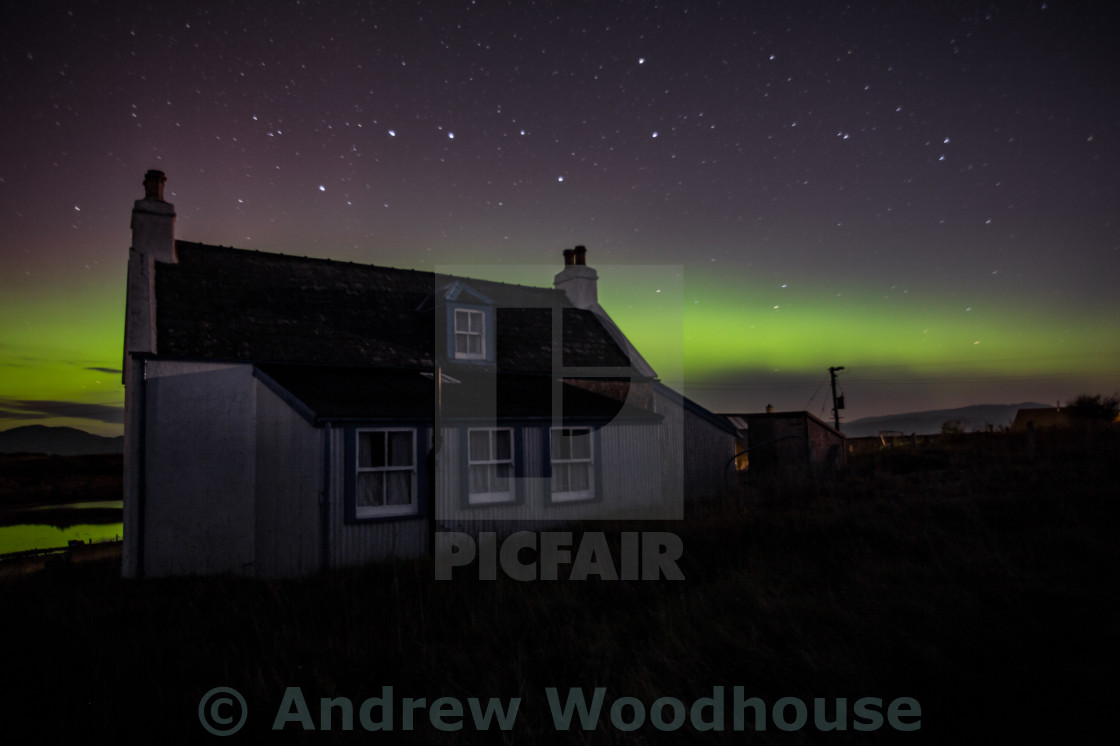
(829, 366, 845, 431)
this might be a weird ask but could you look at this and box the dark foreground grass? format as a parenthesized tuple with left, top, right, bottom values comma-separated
(2, 429, 1117, 744)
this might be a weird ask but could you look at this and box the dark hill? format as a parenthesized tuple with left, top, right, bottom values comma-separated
(0, 425, 124, 455)
(843, 402, 1049, 437)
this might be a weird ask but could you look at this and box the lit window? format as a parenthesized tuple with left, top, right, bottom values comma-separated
(454, 308, 486, 359)
(356, 429, 417, 517)
(551, 427, 594, 502)
(467, 428, 514, 504)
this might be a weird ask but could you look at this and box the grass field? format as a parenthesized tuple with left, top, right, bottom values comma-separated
(1, 428, 1117, 743)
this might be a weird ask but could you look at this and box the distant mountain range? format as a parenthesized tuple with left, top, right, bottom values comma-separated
(0, 405, 1052, 453)
(841, 403, 1050, 437)
(0, 425, 124, 455)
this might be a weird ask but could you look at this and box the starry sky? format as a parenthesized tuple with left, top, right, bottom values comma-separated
(2, 0, 1118, 437)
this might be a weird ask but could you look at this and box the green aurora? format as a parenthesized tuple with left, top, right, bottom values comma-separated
(3, 261, 1114, 438)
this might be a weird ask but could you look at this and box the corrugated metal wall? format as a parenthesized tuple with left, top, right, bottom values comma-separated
(599, 421, 668, 517)
(433, 421, 669, 534)
(138, 360, 258, 576)
(325, 426, 430, 566)
(130, 367, 734, 577)
(653, 386, 735, 506)
(683, 407, 736, 502)
(653, 387, 685, 513)
(254, 379, 322, 577)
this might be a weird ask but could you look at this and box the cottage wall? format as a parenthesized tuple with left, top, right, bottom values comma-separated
(133, 360, 258, 576)
(122, 359, 144, 578)
(653, 386, 735, 507)
(254, 379, 322, 577)
(653, 387, 685, 515)
(682, 406, 736, 501)
(599, 421, 666, 516)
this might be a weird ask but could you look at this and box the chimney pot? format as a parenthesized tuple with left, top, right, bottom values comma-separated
(554, 245, 598, 309)
(143, 169, 166, 202)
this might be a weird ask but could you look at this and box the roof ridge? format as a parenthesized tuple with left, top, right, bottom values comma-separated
(172, 239, 564, 295)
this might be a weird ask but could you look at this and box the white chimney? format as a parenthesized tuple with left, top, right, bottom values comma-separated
(553, 245, 598, 309)
(130, 169, 176, 264)
(125, 170, 176, 357)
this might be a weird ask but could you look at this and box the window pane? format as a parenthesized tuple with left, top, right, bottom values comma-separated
(554, 463, 569, 491)
(469, 464, 488, 493)
(388, 431, 412, 466)
(455, 309, 469, 332)
(552, 432, 570, 460)
(456, 333, 469, 355)
(571, 432, 591, 460)
(467, 334, 482, 355)
(571, 463, 590, 491)
(469, 311, 482, 333)
(386, 471, 411, 505)
(357, 472, 384, 507)
(358, 432, 386, 468)
(494, 464, 511, 492)
(358, 433, 372, 468)
(469, 430, 489, 461)
(494, 429, 511, 460)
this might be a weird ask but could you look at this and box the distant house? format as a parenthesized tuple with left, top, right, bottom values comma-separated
(122, 171, 733, 578)
(722, 410, 846, 477)
(1009, 407, 1071, 431)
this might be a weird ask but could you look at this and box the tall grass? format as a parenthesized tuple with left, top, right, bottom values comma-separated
(2, 429, 1117, 743)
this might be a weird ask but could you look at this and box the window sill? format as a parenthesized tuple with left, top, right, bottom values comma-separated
(549, 491, 596, 505)
(466, 492, 516, 506)
(349, 506, 421, 523)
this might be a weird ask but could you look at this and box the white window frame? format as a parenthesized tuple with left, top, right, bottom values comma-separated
(453, 308, 487, 360)
(467, 427, 515, 504)
(550, 427, 595, 503)
(355, 428, 418, 518)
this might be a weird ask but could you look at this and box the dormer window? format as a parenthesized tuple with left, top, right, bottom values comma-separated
(421, 280, 496, 365)
(454, 308, 486, 360)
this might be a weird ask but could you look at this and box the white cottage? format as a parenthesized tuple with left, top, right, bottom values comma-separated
(122, 171, 734, 577)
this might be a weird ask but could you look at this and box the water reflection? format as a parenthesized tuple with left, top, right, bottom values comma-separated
(0, 523, 122, 555)
(0, 500, 123, 555)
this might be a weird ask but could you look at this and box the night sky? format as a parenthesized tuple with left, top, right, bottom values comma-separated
(2, 1, 1118, 437)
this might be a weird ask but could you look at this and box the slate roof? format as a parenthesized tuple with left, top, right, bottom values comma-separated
(724, 410, 844, 436)
(155, 242, 635, 374)
(255, 365, 660, 425)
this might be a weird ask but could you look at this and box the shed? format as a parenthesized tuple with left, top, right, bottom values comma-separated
(722, 410, 846, 478)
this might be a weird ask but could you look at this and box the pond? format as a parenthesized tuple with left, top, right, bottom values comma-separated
(0, 500, 123, 556)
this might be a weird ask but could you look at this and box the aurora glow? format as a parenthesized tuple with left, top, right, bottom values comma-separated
(2, 1, 1118, 435)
